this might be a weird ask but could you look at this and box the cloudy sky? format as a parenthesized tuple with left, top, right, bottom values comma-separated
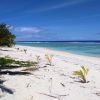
(0, 0, 100, 41)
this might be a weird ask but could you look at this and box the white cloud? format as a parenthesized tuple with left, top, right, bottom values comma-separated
(15, 27, 42, 33)
(44, 0, 90, 11)
(17, 35, 33, 39)
(5, 24, 14, 30)
(9, 26, 14, 30)
(26, 0, 89, 13)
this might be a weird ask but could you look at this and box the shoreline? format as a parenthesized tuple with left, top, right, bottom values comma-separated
(16, 45, 100, 65)
(16, 41, 100, 58)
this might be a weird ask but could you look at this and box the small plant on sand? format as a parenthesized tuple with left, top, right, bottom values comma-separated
(45, 54, 54, 66)
(24, 49, 27, 54)
(35, 55, 41, 64)
(73, 66, 89, 83)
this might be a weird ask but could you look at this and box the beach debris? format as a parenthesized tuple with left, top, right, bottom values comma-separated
(45, 54, 54, 66)
(73, 66, 89, 83)
(49, 78, 52, 93)
(39, 93, 58, 99)
(26, 83, 31, 88)
(39, 93, 68, 100)
(60, 83, 65, 87)
(94, 92, 100, 97)
(16, 48, 19, 50)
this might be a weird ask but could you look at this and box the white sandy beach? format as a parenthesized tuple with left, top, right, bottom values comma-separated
(0, 45, 100, 100)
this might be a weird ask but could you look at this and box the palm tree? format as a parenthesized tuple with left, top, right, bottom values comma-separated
(0, 23, 16, 47)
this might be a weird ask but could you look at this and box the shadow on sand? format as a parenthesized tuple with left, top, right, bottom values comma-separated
(0, 65, 31, 96)
(0, 70, 31, 75)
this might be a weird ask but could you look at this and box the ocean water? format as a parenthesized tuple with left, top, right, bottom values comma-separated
(16, 42, 100, 58)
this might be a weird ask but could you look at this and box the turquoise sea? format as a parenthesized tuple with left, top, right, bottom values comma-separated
(16, 42, 100, 58)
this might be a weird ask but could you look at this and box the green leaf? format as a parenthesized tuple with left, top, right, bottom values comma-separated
(73, 66, 89, 83)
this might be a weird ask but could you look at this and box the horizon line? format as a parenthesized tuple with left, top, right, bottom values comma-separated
(16, 40, 100, 42)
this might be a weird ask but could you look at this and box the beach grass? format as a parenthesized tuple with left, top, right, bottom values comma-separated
(0, 56, 37, 68)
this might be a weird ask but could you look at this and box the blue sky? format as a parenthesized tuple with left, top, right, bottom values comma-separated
(0, 0, 100, 41)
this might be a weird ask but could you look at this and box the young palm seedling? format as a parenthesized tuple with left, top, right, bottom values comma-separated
(35, 55, 41, 63)
(24, 49, 27, 54)
(73, 66, 89, 83)
(34, 55, 41, 67)
(45, 54, 54, 66)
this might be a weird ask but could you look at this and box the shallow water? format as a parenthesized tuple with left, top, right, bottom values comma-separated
(16, 42, 100, 58)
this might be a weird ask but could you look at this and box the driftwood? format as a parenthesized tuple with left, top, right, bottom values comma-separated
(39, 93, 68, 100)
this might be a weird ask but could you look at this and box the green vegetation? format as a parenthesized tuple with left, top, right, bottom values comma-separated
(0, 23, 16, 47)
(73, 66, 89, 83)
(0, 56, 37, 68)
(45, 54, 54, 66)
